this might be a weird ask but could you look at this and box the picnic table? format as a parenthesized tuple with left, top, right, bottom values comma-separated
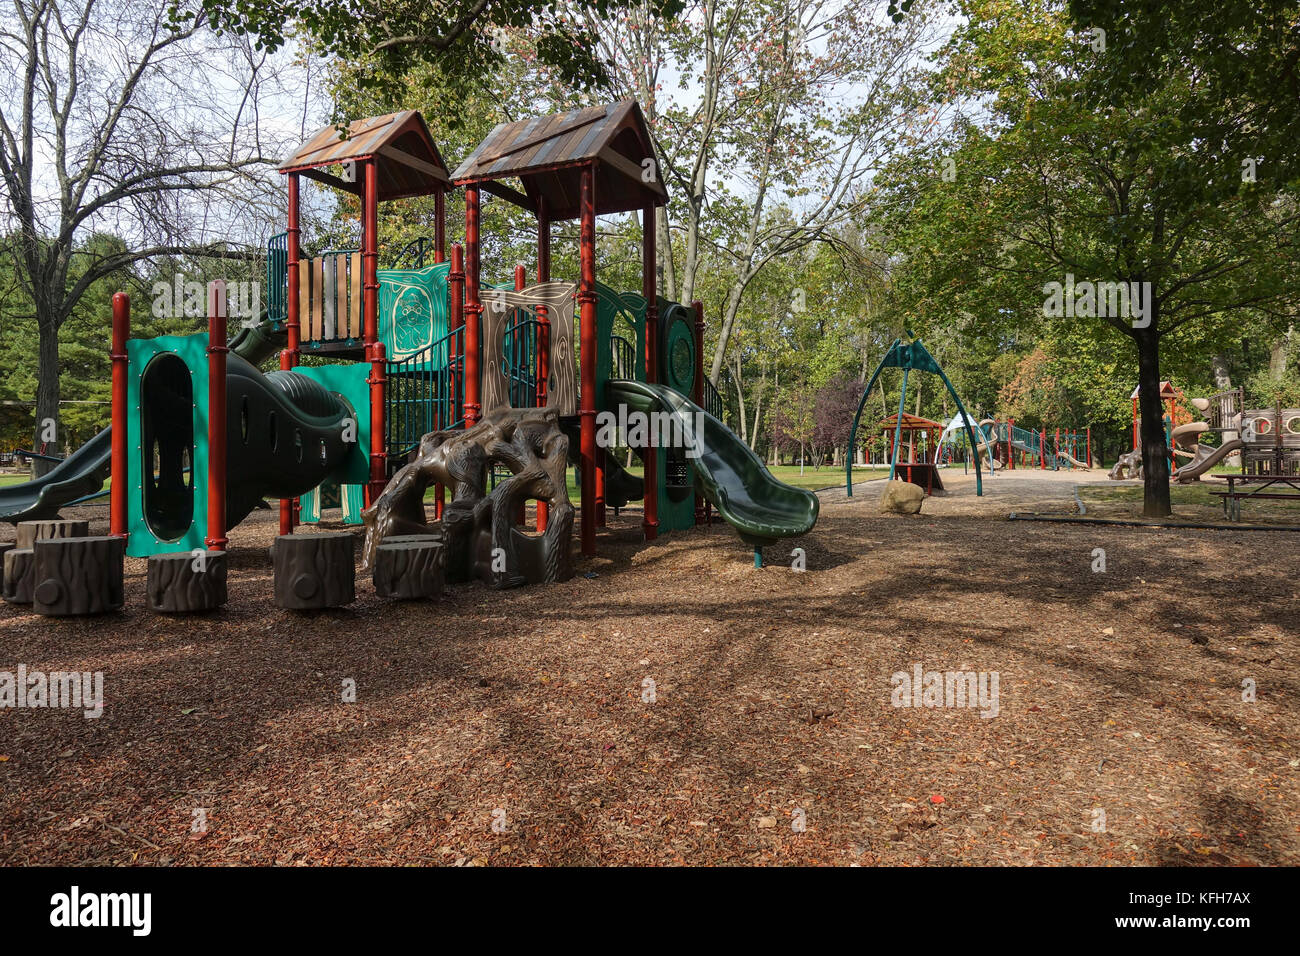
(1207, 474, 1300, 521)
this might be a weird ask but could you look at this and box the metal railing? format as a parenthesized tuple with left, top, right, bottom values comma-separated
(503, 313, 541, 408)
(385, 324, 465, 468)
(610, 334, 636, 381)
(391, 236, 438, 270)
(703, 376, 724, 422)
(266, 232, 287, 325)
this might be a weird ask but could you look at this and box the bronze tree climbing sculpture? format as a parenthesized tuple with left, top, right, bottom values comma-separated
(362, 406, 574, 588)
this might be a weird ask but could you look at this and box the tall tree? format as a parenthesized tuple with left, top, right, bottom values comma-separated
(577, 0, 943, 386)
(0, 0, 287, 470)
(877, 0, 1300, 516)
(186, 0, 685, 112)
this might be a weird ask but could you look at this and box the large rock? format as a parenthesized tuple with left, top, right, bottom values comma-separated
(879, 479, 925, 515)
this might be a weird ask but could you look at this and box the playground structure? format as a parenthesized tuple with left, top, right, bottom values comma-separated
(1111, 382, 1247, 482)
(1166, 386, 1300, 519)
(1126, 381, 1192, 479)
(0, 101, 820, 614)
(968, 420, 1092, 471)
(846, 337, 984, 498)
(1112, 380, 1300, 476)
(876, 413, 946, 495)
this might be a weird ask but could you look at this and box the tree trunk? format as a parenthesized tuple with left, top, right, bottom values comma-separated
(748, 363, 766, 452)
(710, 280, 745, 384)
(1211, 354, 1232, 391)
(656, 206, 676, 301)
(731, 355, 747, 445)
(1134, 327, 1171, 517)
(32, 320, 61, 478)
(1269, 329, 1291, 376)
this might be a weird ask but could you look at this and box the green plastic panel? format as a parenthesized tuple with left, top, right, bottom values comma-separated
(125, 333, 209, 557)
(289, 362, 370, 525)
(595, 283, 646, 399)
(660, 301, 696, 398)
(378, 262, 450, 361)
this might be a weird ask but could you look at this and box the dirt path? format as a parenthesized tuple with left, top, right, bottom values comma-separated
(1, 474, 1295, 866)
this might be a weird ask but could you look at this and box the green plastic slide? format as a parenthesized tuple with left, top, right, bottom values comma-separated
(605, 379, 819, 556)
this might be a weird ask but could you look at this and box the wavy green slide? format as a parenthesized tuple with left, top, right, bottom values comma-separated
(0, 314, 288, 525)
(605, 379, 819, 561)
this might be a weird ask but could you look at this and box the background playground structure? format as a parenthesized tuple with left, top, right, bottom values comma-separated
(968, 420, 1094, 472)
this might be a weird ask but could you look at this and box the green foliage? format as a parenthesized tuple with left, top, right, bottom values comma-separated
(0, 232, 213, 452)
(177, 0, 685, 117)
(1244, 367, 1300, 409)
(870, 0, 1300, 489)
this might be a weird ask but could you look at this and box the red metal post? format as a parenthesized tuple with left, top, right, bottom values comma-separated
(434, 191, 446, 264)
(1007, 418, 1015, 470)
(578, 166, 598, 556)
(280, 172, 301, 534)
(1086, 426, 1092, 467)
(110, 292, 130, 539)
(363, 160, 386, 504)
(464, 187, 483, 428)
(692, 299, 707, 526)
(535, 196, 550, 533)
(514, 264, 527, 527)
(641, 201, 658, 541)
(206, 281, 229, 551)
(438, 243, 467, 520)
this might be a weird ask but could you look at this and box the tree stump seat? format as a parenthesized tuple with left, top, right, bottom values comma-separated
(32, 536, 125, 616)
(272, 532, 355, 610)
(3, 548, 35, 604)
(147, 550, 229, 613)
(16, 519, 89, 550)
(373, 538, 445, 600)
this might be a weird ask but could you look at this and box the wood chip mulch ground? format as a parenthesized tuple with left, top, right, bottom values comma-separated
(1, 471, 1296, 866)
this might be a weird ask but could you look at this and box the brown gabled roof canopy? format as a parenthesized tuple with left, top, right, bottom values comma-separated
(877, 413, 944, 431)
(279, 111, 451, 201)
(451, 100, 668, 219)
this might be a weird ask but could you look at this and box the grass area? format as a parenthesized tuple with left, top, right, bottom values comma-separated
(1078, 482, 1300, 525)
(417, 461, 880, 503)
(0, 473, 109, 494)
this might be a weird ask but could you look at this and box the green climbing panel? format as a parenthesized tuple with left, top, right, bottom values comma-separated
(378, 262, 450, 362)
(292, 362, 370, 525)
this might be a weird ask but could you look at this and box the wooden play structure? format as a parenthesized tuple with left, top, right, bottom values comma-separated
(877, 413, 945, 495)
